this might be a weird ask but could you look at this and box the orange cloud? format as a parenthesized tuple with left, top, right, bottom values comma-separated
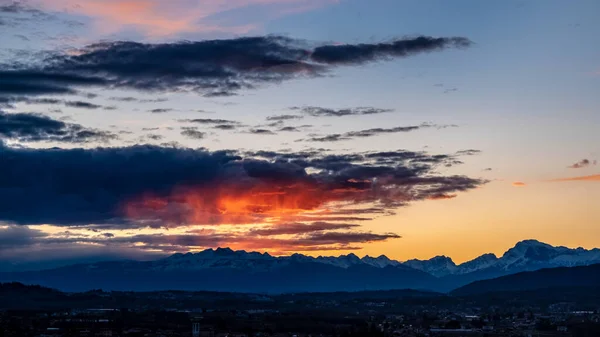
(35, 0, 337, 38)
(124, 180, 388, 226)
(549, 174, 600, 182)
(512, 181, 526, 187)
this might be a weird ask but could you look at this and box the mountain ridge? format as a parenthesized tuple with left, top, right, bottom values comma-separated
(451, 263, 600, 296)
(154, 239, 600, 277)
(1, 239, 599, 293)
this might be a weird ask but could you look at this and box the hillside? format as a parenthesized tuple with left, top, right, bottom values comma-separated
(451, 263, 600, 296)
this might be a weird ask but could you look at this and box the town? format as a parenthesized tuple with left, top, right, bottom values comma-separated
(1, 283, 599, 337)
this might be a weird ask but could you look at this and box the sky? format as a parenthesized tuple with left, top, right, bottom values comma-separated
(0, 0, 599, 269)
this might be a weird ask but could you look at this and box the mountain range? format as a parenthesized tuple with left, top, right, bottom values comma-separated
(1, 239, 599, 293)
(451, 263, 600, 296)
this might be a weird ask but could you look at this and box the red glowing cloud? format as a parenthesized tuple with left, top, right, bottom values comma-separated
(123, 178, 383, 226)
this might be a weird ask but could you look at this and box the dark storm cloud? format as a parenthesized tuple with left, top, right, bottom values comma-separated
(1, 35, 471, 97)
(291, 106, 392, 117)
(0, 144, 484, 227)
(0, 225, 47, 249)
(0, 110, 117, 143)
(0, 144, 241, 225)
(180, 127, 205, 139)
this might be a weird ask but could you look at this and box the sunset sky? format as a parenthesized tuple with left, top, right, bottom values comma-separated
(0, 0, 598, 268)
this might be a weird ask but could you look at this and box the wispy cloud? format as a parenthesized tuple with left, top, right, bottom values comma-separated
(0, 110, 116, 143)
(512, 181, 526, 187)
(568, 158, 596, 169)
(180, 127, 205, 139)
(30, 0, 339, 38)
(549, 174, 600, 182)
(305, 123, 455, 142)
(290, 106, 392, 118)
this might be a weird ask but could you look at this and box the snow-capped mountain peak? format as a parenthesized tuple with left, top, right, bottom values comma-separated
(157, 240, 600, 277)
(315, 253, 362, 268)
(456, 253, 498, 274)
(361, 255, 401, 268)
(404, 256, 458, 277)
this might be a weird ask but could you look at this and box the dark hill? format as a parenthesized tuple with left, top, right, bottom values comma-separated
(451, 263, 600, 296)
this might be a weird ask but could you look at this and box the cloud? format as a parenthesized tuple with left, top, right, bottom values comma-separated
(149, 108, 173, 113)
(0, 144, 484, 228)
(0, 225, 47, 249)
(0, 70, 106, 96)
(55, 230, 399, 254)
(250, 222, 360, 236)
(278, 126, 301, 132)
(427, 193, 457, 200)
(456, 149, 481, 156)
(2, 96, 108, 110)
(291, 106, 392, 117)
(213, 124, 238, 130)
(180, 127, 205, 139)
(0, 1, 62, 29)
(310, 36, 471, 65)
(63, 101, 103, 109)
(248, 128, 276, 135)
(306, 134, 349, 142)
(110, 96, 138, 102)
(1, 35, 472, 98)
(568, 159, 596, 169)
(345, 126, 422, 138)
(266, 114, 304, 121)
(512, 181, 527, 187)
(31, 0, 338, 38)
(549, 174, 600, 182)
(178, 118, 241, 125)
(145, 134, 163, 141)
(0, 110, 117, 143)
(305, 123, 451, 142)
